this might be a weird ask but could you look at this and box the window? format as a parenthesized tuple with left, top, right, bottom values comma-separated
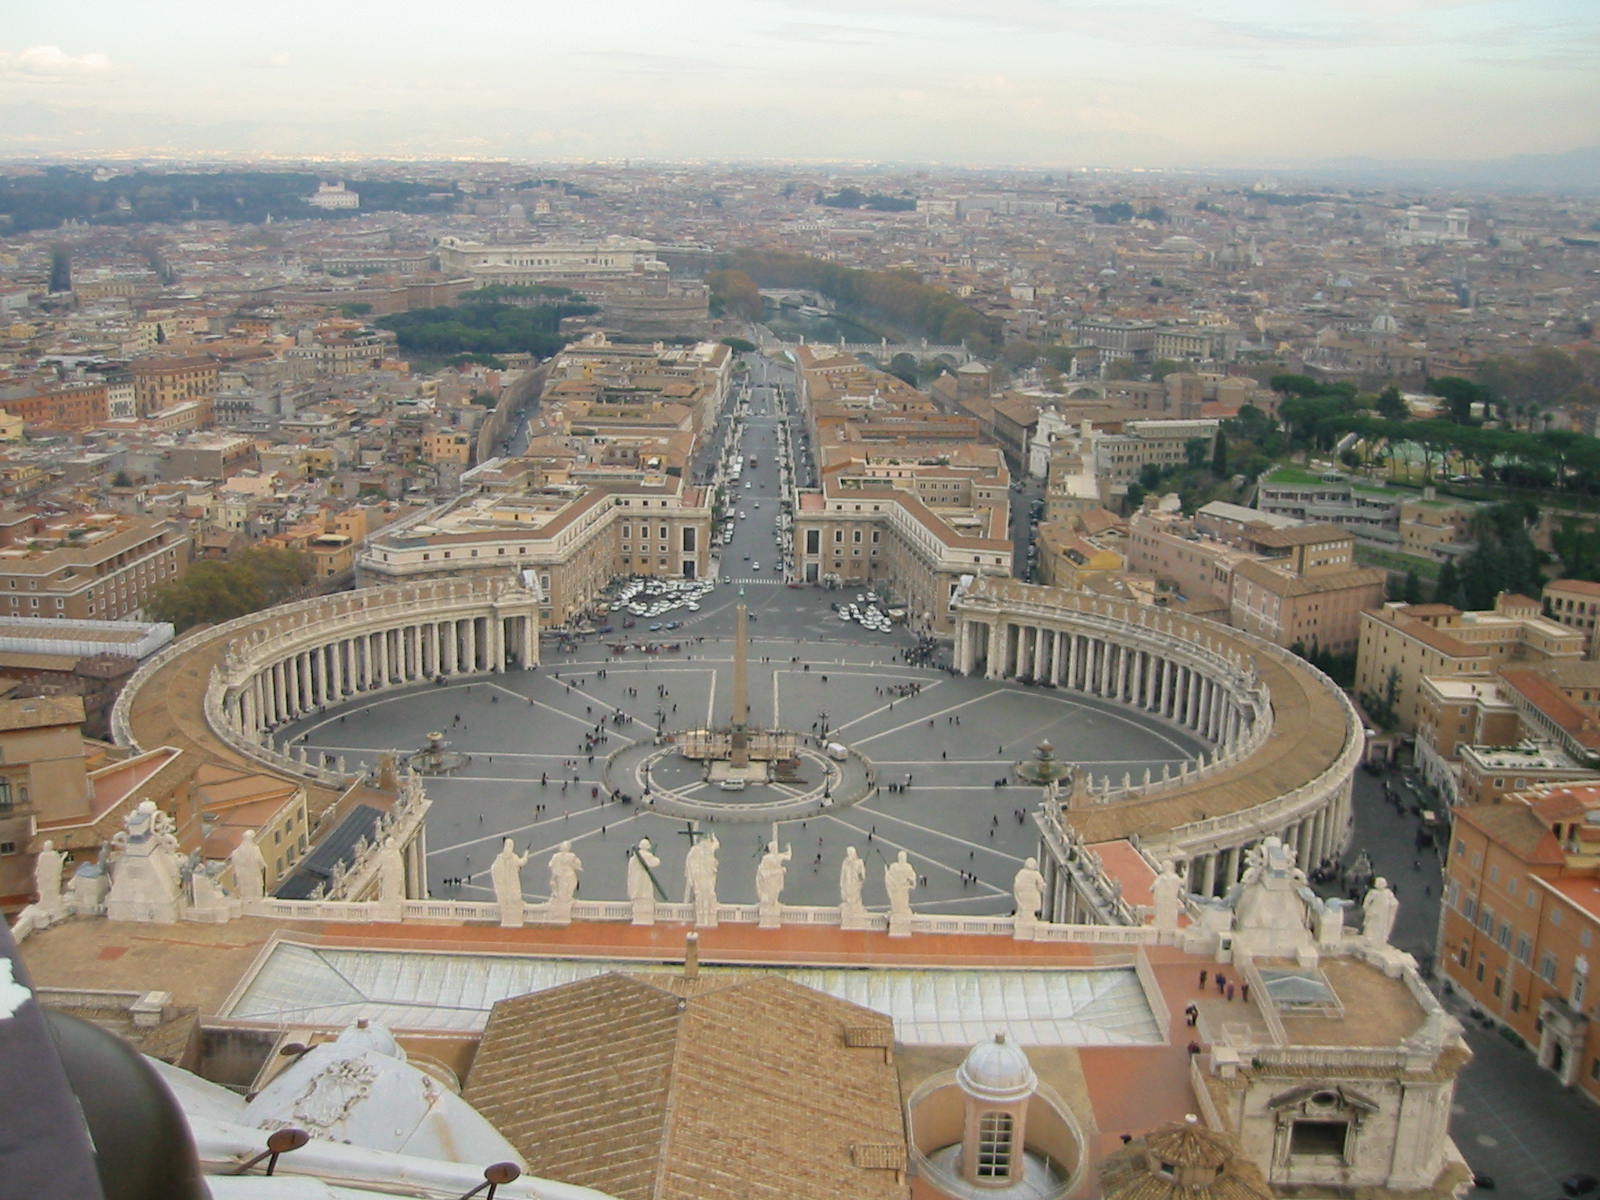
(976, 1112, 1014, 1180)
(1540, 952, 1559, 985)
(1497, 921, 1512, 949)
(1515, 933, 1533, 965)
(1290, 1120, 1349, 1159)
(0, 841, 14, 855)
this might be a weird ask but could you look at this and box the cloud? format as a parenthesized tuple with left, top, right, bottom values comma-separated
(264, 53, 292, 68)
(0, 45, 112, 77)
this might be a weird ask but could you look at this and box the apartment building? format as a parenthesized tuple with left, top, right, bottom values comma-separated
(791, 477, 1012, 634)
(1543, 578, 1600, 653)
(0, 512, 190, 621)
(1355, 596, 1585, 732)
(1257, 469, 1404, 546)
(131, 355, 219, 415)
(0, 380, 109, 430)
(1441, 783, 1600, 1095)
(1092, 419, 1219, 489)
(357, 478, 711, 625)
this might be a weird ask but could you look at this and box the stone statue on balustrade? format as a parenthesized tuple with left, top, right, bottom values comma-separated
(884, 850, 917, 936)
(756, 839, 791, 927)
(1150, 859, 1185, 933)
(230, 831, 267, 903)
(628, 837, 661, 925)
(1361, 877, 1399, 948)
(34, 840, 66, 921)
(839, 846, 867, 929)
(548, 841, 582, 923)
(1012, 857, 1047, 939)
(684, 834, 720, 928)
(106, 800, 184, 924)
(491, 838, 531, 927)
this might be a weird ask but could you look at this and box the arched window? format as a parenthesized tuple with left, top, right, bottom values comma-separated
(977, 1111, 1014, 1179)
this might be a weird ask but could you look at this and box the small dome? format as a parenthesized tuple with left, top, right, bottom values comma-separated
(334, 1018, 405, 1061)
(957, 1033, 1037, 1103)
(1371, 313, 1399, 334)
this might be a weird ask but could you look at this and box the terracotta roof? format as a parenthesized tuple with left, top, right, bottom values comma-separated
(1454, 801, 1564, 864)
(1099, 1118, 1273, 1200)
(1232, 559, 1386, 598)
(1500, 667, 1600, 751)
(465, 972, 909, 1200)
(1547, 578, 1600, 598)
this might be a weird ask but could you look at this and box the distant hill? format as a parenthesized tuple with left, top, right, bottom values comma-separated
(1243, 146, 1600, 194)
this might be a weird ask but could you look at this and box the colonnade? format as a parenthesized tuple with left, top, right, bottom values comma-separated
(952, 578, 1362, 916)
(229, 610, 536, 736)
(959, 617, 1249, 748)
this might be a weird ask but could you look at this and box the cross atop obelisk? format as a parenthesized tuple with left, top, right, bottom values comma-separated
(730, 587, 750, 766)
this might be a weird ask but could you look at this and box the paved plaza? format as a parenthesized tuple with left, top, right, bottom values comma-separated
(282, 580, 1204, 913)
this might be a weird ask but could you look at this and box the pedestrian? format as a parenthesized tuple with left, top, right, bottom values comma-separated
(1216, 973, 1226, 994)
(1240, 984, 1250, 1004)
(1199, 969, 1207, 988)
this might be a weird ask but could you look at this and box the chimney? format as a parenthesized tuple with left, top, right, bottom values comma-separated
(684, 931, 700, 979)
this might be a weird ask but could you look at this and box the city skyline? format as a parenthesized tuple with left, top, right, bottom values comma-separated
(3, 0, 1598, 167)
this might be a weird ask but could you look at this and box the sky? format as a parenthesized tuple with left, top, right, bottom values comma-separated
(1, 0, 1597, 166)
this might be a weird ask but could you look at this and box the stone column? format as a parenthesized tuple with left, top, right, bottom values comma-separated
(985, 620, 1004, 680)
(1223, 844, 1242, 891)
(465, 617, 478, 673)
(1200, 852, 1217, 898)
(1117, 645, 1131, 702)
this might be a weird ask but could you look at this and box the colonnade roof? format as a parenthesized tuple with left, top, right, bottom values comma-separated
(123, 607, 357, 816)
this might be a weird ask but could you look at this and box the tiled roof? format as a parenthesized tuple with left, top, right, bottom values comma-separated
(466, 972, 909, 1200)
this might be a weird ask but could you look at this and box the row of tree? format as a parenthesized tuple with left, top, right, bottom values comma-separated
(715, 250, 1002, 355)
(376, 298, 595, 359)
(0, 168, 458, 231)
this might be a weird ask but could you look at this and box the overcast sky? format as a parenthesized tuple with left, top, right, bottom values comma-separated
(2, 0, 1596, 165)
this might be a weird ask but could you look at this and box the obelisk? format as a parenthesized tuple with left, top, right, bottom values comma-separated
(730, 587, 750, 767)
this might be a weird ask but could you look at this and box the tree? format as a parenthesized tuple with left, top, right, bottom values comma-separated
(146, 548, 314, 632)
(1402, 569, 1423, 604)
(720, 336, 756, 354)
(1375, 385, 1408, 422)
(1429, 376, 1488, 425)
(1184, 438, 1209, 470)
(706, 269, 763, 322)
(1435, 560, 1461, 606)
(1211, 435, 1229, 477)
(886, 353, 920, 386)
(111, 469, 133, 488)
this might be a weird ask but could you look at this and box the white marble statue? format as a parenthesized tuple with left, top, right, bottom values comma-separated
(230, 831, 267, 902)
(1151, 859, 1185, 932)
(106, 800, 184, 923)
(1012, 857, 1046, 923)
(376, 836, 405, 903)
(490, 838, 531, 925)
(884, 850, 917, 923)
(839, 846, 867, 916)
(628, 837, 661, 923)
(685, 834, 720, 927)
(756, 839, 792, 910)
(548, 841, 582, 915)
(1362, 876, 1400, 948)
(34, 840, 65, 916)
